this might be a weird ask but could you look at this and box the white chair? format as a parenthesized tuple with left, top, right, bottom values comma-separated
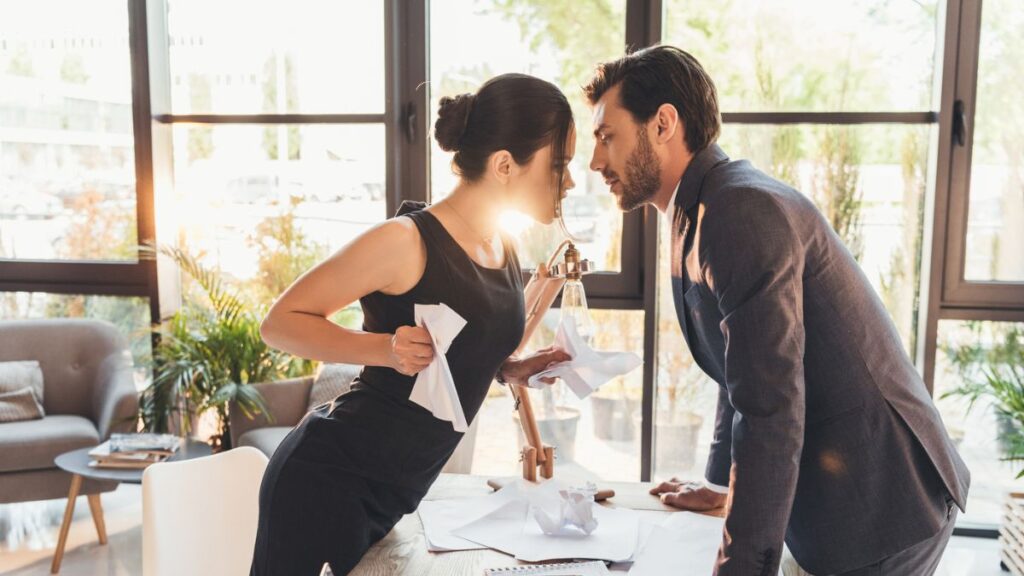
(143, 446, 269, 576)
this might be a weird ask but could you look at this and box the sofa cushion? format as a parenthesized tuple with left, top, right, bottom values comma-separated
(0, 388, 45, 423)
(0, 319, 129, 417)
(0, 360, 45, 406)
(0, 415, 100, 473)
(237, 427, 291, 457)
(307, 363, 359, 410)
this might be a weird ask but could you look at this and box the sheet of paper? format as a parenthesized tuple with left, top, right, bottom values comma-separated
(409, 303, 468, 432)
(417, 483, 525, 552)
(527, 316, 642, 399)
(451, 479, 640, 563)
(451, 499, 530, 556)
(627, 512, 725, 576)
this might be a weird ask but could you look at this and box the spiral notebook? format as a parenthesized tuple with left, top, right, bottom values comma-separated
(483, 560, 609, 575)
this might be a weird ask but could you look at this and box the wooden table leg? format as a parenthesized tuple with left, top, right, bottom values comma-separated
(51, 474, 82, 574)
(87, 494, 107, 545)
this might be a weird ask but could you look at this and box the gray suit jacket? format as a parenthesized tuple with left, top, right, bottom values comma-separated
(670, 144, 970, 575)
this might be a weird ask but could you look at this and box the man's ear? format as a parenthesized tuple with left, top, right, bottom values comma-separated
(653, 103, 680, 145)
(490, 150, 515, 184)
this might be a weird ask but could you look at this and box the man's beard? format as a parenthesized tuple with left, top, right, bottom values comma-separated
(616, 126, 661, 211)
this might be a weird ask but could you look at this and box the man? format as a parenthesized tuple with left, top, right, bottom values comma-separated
(584, 46, 969, 575)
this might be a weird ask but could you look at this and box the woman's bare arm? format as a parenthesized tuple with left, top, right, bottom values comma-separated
(259, 216, 434, 375)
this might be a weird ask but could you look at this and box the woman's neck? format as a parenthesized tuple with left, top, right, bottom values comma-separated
(442, 183, 504, 242)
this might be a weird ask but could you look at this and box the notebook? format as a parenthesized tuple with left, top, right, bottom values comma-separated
(483, 560, 609, 575)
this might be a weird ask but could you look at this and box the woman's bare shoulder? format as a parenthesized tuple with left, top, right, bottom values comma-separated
(354, 215, 422, 251)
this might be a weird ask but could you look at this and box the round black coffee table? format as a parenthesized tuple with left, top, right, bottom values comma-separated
(49, 439, 212, 573)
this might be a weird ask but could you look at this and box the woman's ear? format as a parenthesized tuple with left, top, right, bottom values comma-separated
(489, 150, 515, 185)
(653, 103, 680, 145)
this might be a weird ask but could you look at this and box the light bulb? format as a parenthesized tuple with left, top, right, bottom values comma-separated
(560, 278, 593, 345)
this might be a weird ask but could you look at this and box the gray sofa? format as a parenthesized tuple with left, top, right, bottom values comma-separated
(229, 375, 316, 456)
(0, 319, 139, 504)
(228, 371, 479, 473)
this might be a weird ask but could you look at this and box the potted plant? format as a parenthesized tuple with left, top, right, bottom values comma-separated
(942, 323, 1023, 457)
(138, 244, 311, 451)
(940, 323, 1023, 573)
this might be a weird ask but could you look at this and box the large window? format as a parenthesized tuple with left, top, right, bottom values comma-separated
(961, 0, 1023, 283)
(166, 1, 383, 115)
(663, 0, 939, 113)
(944, 0, 1024, 301)
(157, 0, 389, 316)
(0, 0, 137, 262)
(165, 123, 385, 296)
(929, 0, 1024, 533)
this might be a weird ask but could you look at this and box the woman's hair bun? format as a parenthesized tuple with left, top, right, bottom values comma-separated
(434, 93, 475, 152)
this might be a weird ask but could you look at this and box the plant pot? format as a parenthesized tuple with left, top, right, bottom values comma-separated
(513, 406, 581, 463)
(591, 395, 638, 441)
(634, 410, 704, 476)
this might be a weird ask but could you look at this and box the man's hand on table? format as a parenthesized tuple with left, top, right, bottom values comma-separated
(649, 477, 727, 511)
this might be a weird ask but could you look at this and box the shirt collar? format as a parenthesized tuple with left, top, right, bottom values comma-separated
(664, 187, 679, 218)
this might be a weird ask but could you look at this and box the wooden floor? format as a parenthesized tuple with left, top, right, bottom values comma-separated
(0, 482, 1009, 576)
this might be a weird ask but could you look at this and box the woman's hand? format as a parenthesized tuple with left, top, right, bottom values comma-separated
(498, 346, 571, 386)
(388, 325, 435, 376)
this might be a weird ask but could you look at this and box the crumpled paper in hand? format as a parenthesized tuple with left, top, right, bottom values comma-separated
(527, 316, 642, 399)
(409, 303, 469, 432)
(531, 482, 599, 536)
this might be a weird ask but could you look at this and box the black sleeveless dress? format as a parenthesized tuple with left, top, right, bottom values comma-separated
(250, 202, 525, 576)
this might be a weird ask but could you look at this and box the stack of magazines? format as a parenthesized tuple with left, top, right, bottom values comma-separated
(88, 433, 183, 469)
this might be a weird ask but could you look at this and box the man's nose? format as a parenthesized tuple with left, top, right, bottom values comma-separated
(589, 147, 604, 173)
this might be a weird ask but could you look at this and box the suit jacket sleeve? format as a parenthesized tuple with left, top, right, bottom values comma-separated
(700, 191, 807, 576)
(705, 384, 734, 487)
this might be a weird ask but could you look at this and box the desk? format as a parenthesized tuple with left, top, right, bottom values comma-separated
(347, 473, 724, 575)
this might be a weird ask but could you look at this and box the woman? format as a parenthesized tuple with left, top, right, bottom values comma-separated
(250, 73, 578, 575)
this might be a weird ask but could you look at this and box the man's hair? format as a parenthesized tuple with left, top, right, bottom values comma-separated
(584, 45, 720, 154)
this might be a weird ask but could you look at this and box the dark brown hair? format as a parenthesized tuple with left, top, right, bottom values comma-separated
(435, 73, 573, 188)
(584, 45, 720, 153)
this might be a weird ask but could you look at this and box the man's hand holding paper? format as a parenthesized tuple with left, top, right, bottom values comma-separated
(498, 345, 572, 387)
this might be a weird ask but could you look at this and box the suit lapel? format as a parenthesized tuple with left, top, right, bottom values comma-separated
(669, 144, 730, 354)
